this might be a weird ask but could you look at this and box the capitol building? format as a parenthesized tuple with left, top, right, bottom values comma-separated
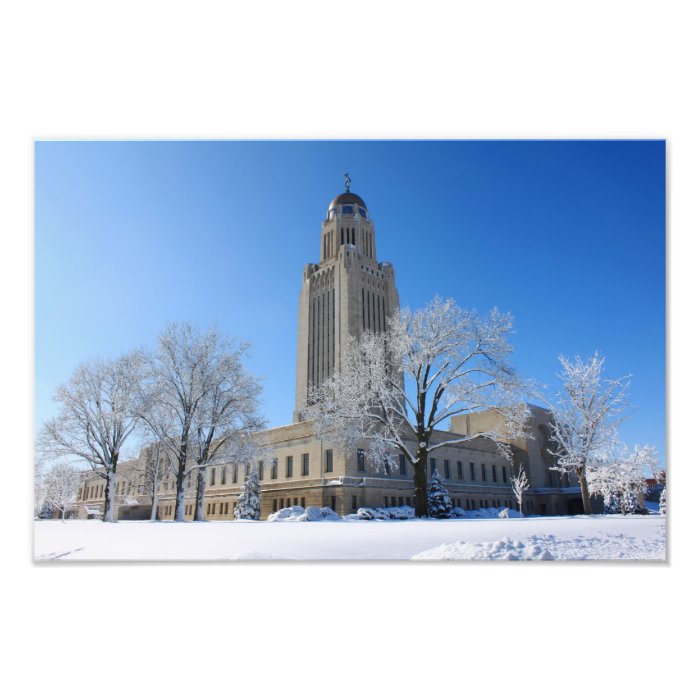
(73, 182, 584, 520)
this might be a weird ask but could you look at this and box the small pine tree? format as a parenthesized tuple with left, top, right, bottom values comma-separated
(234, 470, 260, 520)
(659, 487, 666, 515)
(428, 470, 453, 518)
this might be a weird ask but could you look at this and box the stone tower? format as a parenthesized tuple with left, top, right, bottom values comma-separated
(293, 182, 400, 421)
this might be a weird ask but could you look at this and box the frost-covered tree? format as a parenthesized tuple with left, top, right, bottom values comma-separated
(234, 470, 260, 520)
(43, 463, 81, 521)
(588, 444, 658, 516)
(545, 352, 631, 515)
(659, 487, 666, 514)
(138, 323, 264, 522)
(34, 461, 48, 519)
(511, 464, 530, 517)
(136, 440, 168, 521)
(428, 469, 453, 518)
(38, 352, 143, 522)
(308, 296, 529, 517)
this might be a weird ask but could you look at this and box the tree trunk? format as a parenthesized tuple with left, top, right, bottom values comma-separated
(577, 467, 593, 515)
(193, 466, 207, 521)
(150, 492, 159, 521)
(103, 468, 116, 523)
(413, 449, 429, 517)
(174, 468, 186, 522)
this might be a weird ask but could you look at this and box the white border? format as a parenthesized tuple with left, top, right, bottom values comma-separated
(3, 1, 697, 697)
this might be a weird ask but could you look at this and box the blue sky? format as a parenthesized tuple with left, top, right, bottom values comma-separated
(35, 140, 666, 461)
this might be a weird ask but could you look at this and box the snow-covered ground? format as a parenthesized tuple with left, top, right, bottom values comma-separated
(34, 514, 666, 561)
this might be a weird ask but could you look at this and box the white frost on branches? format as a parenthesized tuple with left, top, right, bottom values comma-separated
(510, 464, 530, 517)
(234, 470, 261, 520)
(38, 352, 143, 522)
(587, 444, 659, 515)
(43, 463, 81, 521)
(546, 352, 631, 515)
(138, 323, 264, 522)
(307, 296, 530, 516)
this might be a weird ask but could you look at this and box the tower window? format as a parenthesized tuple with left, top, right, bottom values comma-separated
(358, 208, 366, 219)
(357, 449, 365, 472)
(342, 205, 353, 214)
(325, 449, 334, 473)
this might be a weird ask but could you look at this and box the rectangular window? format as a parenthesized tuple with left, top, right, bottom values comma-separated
(286, 455, 293, 478)
(444, 460, 450, 480)
(221, 466, 227, 485)
(457, 461, 463, 480)
(258, 460, 264, 480)
(219, 502, 224, 514)
(384, 497, 389, 507)
(301, 497, 306, 508)
(357, 449, 365, 472)
(481, 464, 486, 481)
(398, 496, 404, 506)
(233, 467, 238, 484)
(399, 454, 406, 475)
(245, 463, 251, 477)
(302, 453, 309, 476)
(331, 496, 337, 511)
(225, 502, 229, 514)
(210, 468, 216, 486)
(271, 458, 278, 479)
(430, 458, 436, 474)
(383, 457, 390, 476)
(273, 499, 277, 512)
(325, 449, 333, 473)
(352, 495, 358, 510)
(492, 465, 497, 482)
(502, 465, 508, 483)
(391, 496, 396, 507)
(469, 462, 475, 480)
(293, 497, 298, 506)
(286, 498, 291, 508)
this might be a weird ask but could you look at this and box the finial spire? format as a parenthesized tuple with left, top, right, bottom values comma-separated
(344, 172, 351, 192)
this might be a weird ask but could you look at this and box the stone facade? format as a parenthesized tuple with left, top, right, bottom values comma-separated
(71, 185, 584, 521)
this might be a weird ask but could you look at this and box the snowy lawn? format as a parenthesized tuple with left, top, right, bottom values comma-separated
(34, 514, 666, 561)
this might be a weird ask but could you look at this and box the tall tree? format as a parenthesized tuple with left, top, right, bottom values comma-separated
(138, 323, 264, 522)
(38, 353, 143, 522)
(546, 352, 631, 515)
(308, 296, 529, 517)
(136, 440, 168, 521)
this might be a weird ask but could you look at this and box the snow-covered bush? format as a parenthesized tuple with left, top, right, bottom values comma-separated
(267, 506, 340, 522)
(428, 470, 453, 518)
(659, 487, 666, 514)
(356, 505, 414, 520)
(589, 445, 655, 516)
(498, 508, 510, 519)
(234, 471, 260, 520)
